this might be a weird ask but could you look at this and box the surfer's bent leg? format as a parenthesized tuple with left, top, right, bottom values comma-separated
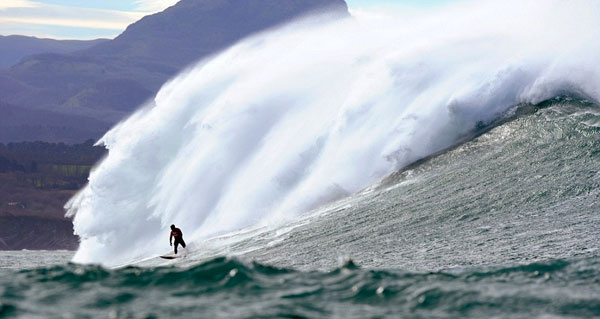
(174, 242, 179, 254)
(181, 239, 186, 248)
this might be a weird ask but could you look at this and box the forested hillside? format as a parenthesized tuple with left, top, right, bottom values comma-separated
(0, 140, 106, 250)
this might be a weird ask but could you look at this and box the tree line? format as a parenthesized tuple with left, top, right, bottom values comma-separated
(0, 139, 106, 173)
(0, 140, 107, 189)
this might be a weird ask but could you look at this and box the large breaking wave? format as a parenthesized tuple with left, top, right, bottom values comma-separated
(66, 0, 600, 265)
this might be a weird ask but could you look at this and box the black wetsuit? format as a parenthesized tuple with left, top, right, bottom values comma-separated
(170, 228, 186, 254)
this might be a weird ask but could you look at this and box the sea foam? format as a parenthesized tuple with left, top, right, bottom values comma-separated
(66, 0, 600, 265)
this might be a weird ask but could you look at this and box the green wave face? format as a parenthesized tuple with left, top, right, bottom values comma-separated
(226, 98, 600, 271)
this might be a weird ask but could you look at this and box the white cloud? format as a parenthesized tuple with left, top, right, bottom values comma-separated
(0, 0, 39, 10)
(0, 1, 146, 38)
(348, 8, 386, 21)
(0, 14, 140, 31)
(134, 0, 179, 12)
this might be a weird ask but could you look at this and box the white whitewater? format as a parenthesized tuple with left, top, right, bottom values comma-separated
(66, 0, 600, 266)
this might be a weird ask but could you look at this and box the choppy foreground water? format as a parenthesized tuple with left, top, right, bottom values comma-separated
(1, 100, 600, 318)
(1, 254, 599, 319)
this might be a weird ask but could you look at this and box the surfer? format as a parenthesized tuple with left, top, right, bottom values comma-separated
(169, 224, 186, 254)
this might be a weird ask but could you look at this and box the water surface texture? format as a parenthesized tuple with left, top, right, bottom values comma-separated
(2, 1, 600, 318)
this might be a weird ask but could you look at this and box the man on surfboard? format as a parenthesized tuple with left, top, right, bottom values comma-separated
(169, 224, 186, 254)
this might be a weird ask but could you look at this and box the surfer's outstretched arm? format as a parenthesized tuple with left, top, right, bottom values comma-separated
(169, 233, 173, 246)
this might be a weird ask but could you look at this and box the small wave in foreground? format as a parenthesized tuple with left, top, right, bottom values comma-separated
(1, 256, 599, 318)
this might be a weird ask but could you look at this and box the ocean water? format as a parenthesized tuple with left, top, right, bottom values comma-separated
(1, 255, 599, 318)
(0, 251, 74, 269)
(2, 100, 599, 319)
(3, 1, 600, 318)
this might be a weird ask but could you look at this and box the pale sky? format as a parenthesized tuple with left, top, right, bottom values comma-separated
(0, 0, 451, 40)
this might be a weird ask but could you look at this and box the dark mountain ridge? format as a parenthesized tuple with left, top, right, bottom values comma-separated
(0, 35, 107, 69)
(1, 0, 349, 143)
(0, 101, 109, 144)
(86, 0, 348, 68)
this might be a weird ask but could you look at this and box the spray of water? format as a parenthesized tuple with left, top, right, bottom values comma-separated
(66, 0, 600, 265)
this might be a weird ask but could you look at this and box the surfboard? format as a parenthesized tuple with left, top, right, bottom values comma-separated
(160, 256, 180, 259)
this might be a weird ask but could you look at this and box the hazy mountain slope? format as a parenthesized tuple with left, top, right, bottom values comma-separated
(0, 0, 348, 143)
(0, 35, 107, 68)
(86, 0, 349, 69)
(0, 101, 110, 143)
